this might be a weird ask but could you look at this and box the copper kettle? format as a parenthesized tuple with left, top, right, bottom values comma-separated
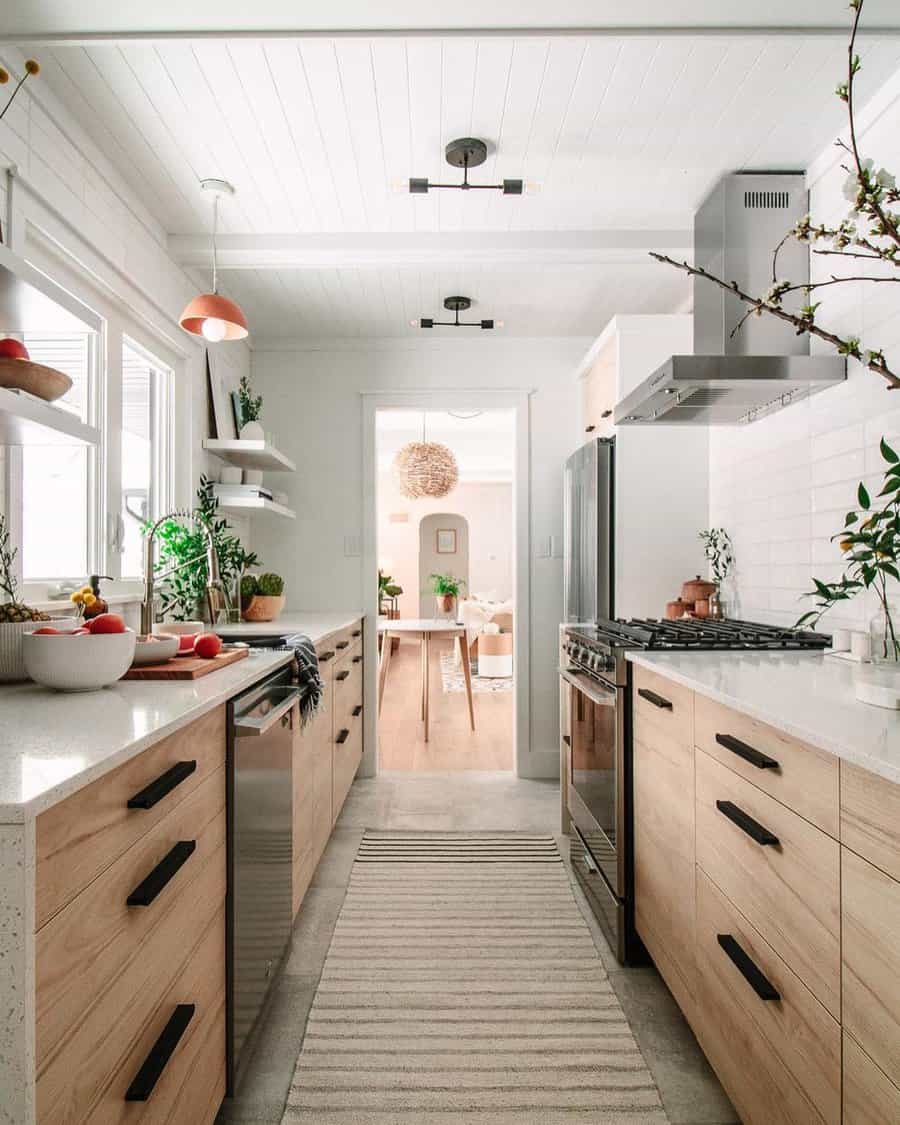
(681, 575, 717, 603)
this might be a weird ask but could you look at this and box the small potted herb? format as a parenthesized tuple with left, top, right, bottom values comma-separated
(241, 572, 286, 622)
(238, 374, 264, 440)
(431, 572, 465, 614)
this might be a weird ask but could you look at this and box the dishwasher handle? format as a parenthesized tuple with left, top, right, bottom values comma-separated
(234, 688, 301, 738)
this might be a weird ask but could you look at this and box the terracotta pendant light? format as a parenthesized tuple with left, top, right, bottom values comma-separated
(179, 179, 248, 343)
(393, 414, 459, 499)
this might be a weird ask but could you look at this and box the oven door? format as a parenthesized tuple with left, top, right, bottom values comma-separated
(562, 668, 625, 900)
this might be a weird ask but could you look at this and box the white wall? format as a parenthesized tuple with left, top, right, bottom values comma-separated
(250, 337, 589, 774)
(708, 81, 900, 633)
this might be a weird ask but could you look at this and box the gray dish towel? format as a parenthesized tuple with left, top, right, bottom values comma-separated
(285, 633, 324, 726)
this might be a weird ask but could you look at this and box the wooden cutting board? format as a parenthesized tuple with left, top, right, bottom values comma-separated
(122, 646, 248, 680)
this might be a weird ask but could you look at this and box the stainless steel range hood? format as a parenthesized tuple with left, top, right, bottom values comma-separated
(615, 174, 846, 425)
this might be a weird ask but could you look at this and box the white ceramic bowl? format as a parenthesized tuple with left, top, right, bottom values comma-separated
(23, 628, 137, 692)
(153, 620, 204, 636)
(132, 632, 180, 666)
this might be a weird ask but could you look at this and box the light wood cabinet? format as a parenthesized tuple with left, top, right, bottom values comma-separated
(842, 846, 900, 1083)
(843, 1031, 900, 1125)
(694, 694, 839, 836)
(34, 708, 227, 1125)
(628, 664, 900, 1125)
(633, 719, 696, 1022)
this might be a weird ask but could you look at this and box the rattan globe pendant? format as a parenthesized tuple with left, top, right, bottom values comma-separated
(393, 417, 459, 499)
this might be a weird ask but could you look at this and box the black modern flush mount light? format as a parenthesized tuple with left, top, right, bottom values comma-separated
(414, 296, 502, 331)
(409, 137, 523, 195)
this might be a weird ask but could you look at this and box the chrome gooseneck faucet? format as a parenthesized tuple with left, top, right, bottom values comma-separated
(141, 509, 222, 635)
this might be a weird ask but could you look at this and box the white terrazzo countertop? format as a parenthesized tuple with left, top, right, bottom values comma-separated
(627, 650, 900, 786)
(0, 649, 292, 823)
(214, 611, 363, 640)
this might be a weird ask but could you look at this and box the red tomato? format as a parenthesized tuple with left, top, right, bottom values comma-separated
(70, 628, 91, 635)
(194, 633, 222, 659)
(85, 613, 126, 634)
(32, 626, 60, 635)
(0, 337, 29, 361)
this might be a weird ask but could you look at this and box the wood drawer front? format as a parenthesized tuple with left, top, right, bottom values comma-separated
(842, 847, 900, 1081)
(695, 749, 840, 1017)
(695, 871, 840, 1125)
(36, 705, 225, 929)
(841, 760, 900, 880)
(633, 724, 696, 1013)
(37, 855, 225, 1125)
(843, 1032, 900, 1125)
(37, 769, 225, 1069)
(333, 718, 362, 823)
(80, 908, 225, 1125)
(334, 655, 363, 727)
(632, 664, 693, 746)
(695, 695, 838, 836)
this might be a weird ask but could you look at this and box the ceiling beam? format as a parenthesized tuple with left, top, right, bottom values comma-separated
(168, 230, 693, 270)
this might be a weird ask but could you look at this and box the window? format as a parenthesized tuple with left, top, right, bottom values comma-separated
(119, 339, 173, 577)
(21, 333, 96, 579)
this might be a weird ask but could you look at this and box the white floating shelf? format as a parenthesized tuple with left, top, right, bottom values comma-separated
(0, 387, 100, 447)
(214, 494, 296, 520)
(203, 438, 295, 473)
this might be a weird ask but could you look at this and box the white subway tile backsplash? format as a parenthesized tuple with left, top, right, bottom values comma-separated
(810, 448, 866, 488)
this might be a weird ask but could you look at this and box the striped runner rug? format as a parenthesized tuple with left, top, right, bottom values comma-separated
(282, 832, 668, 1125)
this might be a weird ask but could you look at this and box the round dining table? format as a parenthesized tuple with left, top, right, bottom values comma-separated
(377, 617, 475, 742)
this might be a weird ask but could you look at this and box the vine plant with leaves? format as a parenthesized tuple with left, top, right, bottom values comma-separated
(797, 437, 900, 661)
(651, 0, 900, 389)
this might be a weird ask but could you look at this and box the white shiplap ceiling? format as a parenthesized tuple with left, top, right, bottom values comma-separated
(12, 27, 900, 338)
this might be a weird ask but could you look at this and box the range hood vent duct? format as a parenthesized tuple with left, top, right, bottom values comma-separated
(615, 173, 846, 426)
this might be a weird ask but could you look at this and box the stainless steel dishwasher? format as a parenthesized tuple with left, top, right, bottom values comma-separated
(227, 664, 299, 1093)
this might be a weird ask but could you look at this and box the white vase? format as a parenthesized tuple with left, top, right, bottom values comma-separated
(239, 420, 264, 440)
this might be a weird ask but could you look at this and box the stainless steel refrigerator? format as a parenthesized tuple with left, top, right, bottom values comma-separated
(564, 437, 614, 624)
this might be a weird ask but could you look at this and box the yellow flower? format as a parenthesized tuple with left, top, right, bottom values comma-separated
(83, 592, 97, 607)
(839, 539, 854, 552)
(80, 585, 93, 596)
(70, 592, 84, 604)
(24, 60, 40, 76)
(0, 68, 9, 85)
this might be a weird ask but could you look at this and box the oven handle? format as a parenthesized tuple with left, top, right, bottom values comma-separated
(571, 822, 600, 875)
(559, 668, 617, 707)
(234, 689, 301, 738)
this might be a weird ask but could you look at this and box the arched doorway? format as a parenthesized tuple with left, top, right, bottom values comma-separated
(418, 513, 469, 617)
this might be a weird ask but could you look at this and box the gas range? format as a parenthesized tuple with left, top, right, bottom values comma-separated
(564, 617, 831, 685)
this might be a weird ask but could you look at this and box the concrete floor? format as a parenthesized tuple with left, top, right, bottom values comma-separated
(218, 772, 737, 1125)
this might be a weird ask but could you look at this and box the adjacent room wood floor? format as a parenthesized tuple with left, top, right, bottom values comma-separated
(378, 637, 514, 771)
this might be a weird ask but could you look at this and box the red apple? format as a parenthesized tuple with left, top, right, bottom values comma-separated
(0, 338, 29, 361)
(85, 613, 126, 634)
(32, 626, 60, 635)
(194, 633, 222, 660)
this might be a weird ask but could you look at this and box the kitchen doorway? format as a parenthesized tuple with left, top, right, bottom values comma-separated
(361, 392, 531, 777)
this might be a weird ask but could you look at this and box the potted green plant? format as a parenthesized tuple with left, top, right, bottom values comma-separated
(146, 475, 258, 622)
(698, 528, 734, 619)
(0, 514, 59, 681)
(431, 572, 465, 614)
(238, 374, 264, 440)
(241, 572, 286, 622)
(378, 569, 403, 613)
(797, 437, 900, 664)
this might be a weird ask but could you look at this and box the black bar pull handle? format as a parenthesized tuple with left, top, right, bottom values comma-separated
(335, 728, 350, 745)
(716, 733, 779, 771)
(319, 650, 335, 662)
(352, 655, 362, 664)
(352, 705, 363, 717)
(336, 670, 350, 681)
(127, 841, 196, 907)
(336, 640, 350, 650)
(127, 761, 196, 810)
(638, 687, 673, 711)
(125, 1004, 195, 1101)
(716, 800, 780, 847)
(351, 629, 362, 638)
(717, 934, 781, 1001)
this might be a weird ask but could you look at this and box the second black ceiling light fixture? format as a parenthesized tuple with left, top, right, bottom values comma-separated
(410, 137, 522, 330)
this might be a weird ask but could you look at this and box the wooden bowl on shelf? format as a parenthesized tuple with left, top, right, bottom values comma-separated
(0, 358, 73, 402)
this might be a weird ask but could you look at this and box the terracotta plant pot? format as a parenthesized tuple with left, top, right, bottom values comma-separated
(681, 575, 717, 603)
(436, 594, 454, 613)
(241, 594, 285, 623)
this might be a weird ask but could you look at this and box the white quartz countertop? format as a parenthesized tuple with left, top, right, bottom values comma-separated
(214, 611, 363, 641)
(627, 650, 900, 786)
(0, 649, 292, 823)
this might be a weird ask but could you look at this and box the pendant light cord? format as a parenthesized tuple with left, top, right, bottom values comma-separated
(211, 192, 219, 295)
